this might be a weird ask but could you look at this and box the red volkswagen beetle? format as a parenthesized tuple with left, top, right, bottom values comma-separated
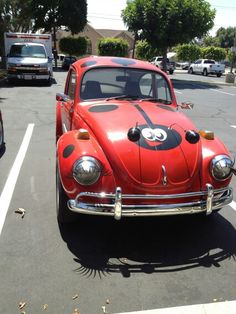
(56, 56, 235, 223)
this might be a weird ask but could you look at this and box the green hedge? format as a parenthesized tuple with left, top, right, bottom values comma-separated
(97, 38, 128, 57)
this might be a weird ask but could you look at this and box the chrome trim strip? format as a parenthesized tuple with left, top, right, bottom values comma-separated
(206, 183, 213, 214)
(67, 185, 233, 219)
(114, 187, 122, 220)
(162, 165, 167, 186)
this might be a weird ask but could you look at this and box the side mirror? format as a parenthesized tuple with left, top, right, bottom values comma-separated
(56, 93, 70, 102)
(179, 102, 194, 109)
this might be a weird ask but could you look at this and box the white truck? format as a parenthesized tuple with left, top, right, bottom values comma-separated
(188, 59, 225, 77)
(150, 56, 175, 74)
(4, 32, 53, 84)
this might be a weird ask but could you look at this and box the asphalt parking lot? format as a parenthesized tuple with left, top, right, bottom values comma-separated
(0, 69, 236, 314)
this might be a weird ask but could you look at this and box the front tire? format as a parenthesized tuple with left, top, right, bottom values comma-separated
(189, 67, 194, 74)
(0, 119, 4, 151)
(216, 73, 222, 77)
(56, 163, 76, 223)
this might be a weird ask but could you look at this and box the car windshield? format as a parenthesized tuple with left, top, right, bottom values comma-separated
(80, 67, 172, 103)
(9, 44, 46, 58)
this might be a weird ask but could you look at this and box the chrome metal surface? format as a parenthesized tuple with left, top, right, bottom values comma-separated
(67, 185, 233, 219)
(161, 165, 167, 186)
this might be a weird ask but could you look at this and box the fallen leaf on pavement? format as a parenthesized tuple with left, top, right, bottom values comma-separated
(18, 301, 26, 309)
(15, 208, 26, 218)
(43, 304, 48, 310)
(72, 294, 79, 300)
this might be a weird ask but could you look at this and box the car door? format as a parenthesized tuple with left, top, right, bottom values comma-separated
(197, 59, 204, 73)
(61, 70, 77, 133)
(192, 60, 197, 72)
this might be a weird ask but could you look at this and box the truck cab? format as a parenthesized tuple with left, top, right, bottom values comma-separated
(4, 33, 53, 85)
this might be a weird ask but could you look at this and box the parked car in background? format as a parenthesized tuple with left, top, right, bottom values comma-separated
(4, 32, 53, 84)
(0, 110, 4, 150)
(62, 56, 77, 70)
(177, 62, 190, 70)
(55, 55, 235, 223)
(188, 59, 225, 77)
(150, 56, 175, 74)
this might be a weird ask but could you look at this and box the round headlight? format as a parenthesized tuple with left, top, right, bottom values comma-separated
(211, 155, 233, 181)
(73, 156, 101, 185)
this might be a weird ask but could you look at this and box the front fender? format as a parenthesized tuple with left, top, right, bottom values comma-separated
(56, 102, 63, 142)
(57, 130, 116, 198)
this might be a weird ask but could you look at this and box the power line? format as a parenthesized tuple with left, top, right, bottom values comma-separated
(88, 14, 123, 21)
(211, 4, 236, 9)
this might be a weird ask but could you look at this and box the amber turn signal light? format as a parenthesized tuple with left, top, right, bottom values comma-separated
(199, 130, 214, 140)
(77, 129, 90, 140)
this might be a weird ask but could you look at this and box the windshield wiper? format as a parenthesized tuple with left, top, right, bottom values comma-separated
(106, 95, 139, 101)
(140, 98, 172, 105)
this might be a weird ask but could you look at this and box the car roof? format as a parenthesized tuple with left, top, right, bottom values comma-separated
(72, 56, 162, 72)
(12, 43, 44, 46)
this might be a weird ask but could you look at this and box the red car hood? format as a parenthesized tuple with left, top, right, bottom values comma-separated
(81, 101, 201, 192)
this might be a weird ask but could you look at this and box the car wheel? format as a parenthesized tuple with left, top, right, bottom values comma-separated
(216, 73, 222, 77)
(56, 163, 77, 223)
(0, 119, 4, 150)
(8, 78, 16, 85)
(46, 78, 52, 86)
(189, 67, 194, 74)
(203, 69, 208, 76)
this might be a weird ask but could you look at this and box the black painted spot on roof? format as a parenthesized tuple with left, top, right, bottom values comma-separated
(89, 105, 118, 113)
(81, 61, 97, 68)
(111, 58, 136, 67)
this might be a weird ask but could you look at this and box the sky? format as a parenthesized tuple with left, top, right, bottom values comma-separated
(86, 0, 236, 36)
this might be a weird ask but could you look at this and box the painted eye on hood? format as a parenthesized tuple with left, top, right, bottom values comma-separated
(142, 128, 167, 142)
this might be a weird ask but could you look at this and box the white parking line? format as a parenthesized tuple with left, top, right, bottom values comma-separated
(174, 89, 182, 94)
(230, 201, 236, 211)
(231, 125, 236, 129)
(115, 300, 236, 314)
(209, 89, 235, 96)
(0, 123, 34, 236)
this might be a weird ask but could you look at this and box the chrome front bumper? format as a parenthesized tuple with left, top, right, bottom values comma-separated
(68, 184, 233, 220)
(8, 73, 50, 80)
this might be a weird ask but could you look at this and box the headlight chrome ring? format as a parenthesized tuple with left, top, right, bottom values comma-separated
(73, 156, 101, 186)
(210, 154, 233, 181)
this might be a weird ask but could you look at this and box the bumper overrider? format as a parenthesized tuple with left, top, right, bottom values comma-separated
(68, 184, 233, 220)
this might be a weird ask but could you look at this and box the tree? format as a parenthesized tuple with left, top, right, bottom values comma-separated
(216, 27, 236, 48)
(201, 35, 220, 47)
(31, 0, 87, 34)
(31, 0, 87, 63)
(122, 0, 215, 71)
(59, 37, 87, 57)
(0, 0, 33, 57)
(135, 40, 160, 60)
(227, 50, 236, 74)
(176, 44, 202, 63)
(202, 46, 226, 61)
(97, 38, 128, 57)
